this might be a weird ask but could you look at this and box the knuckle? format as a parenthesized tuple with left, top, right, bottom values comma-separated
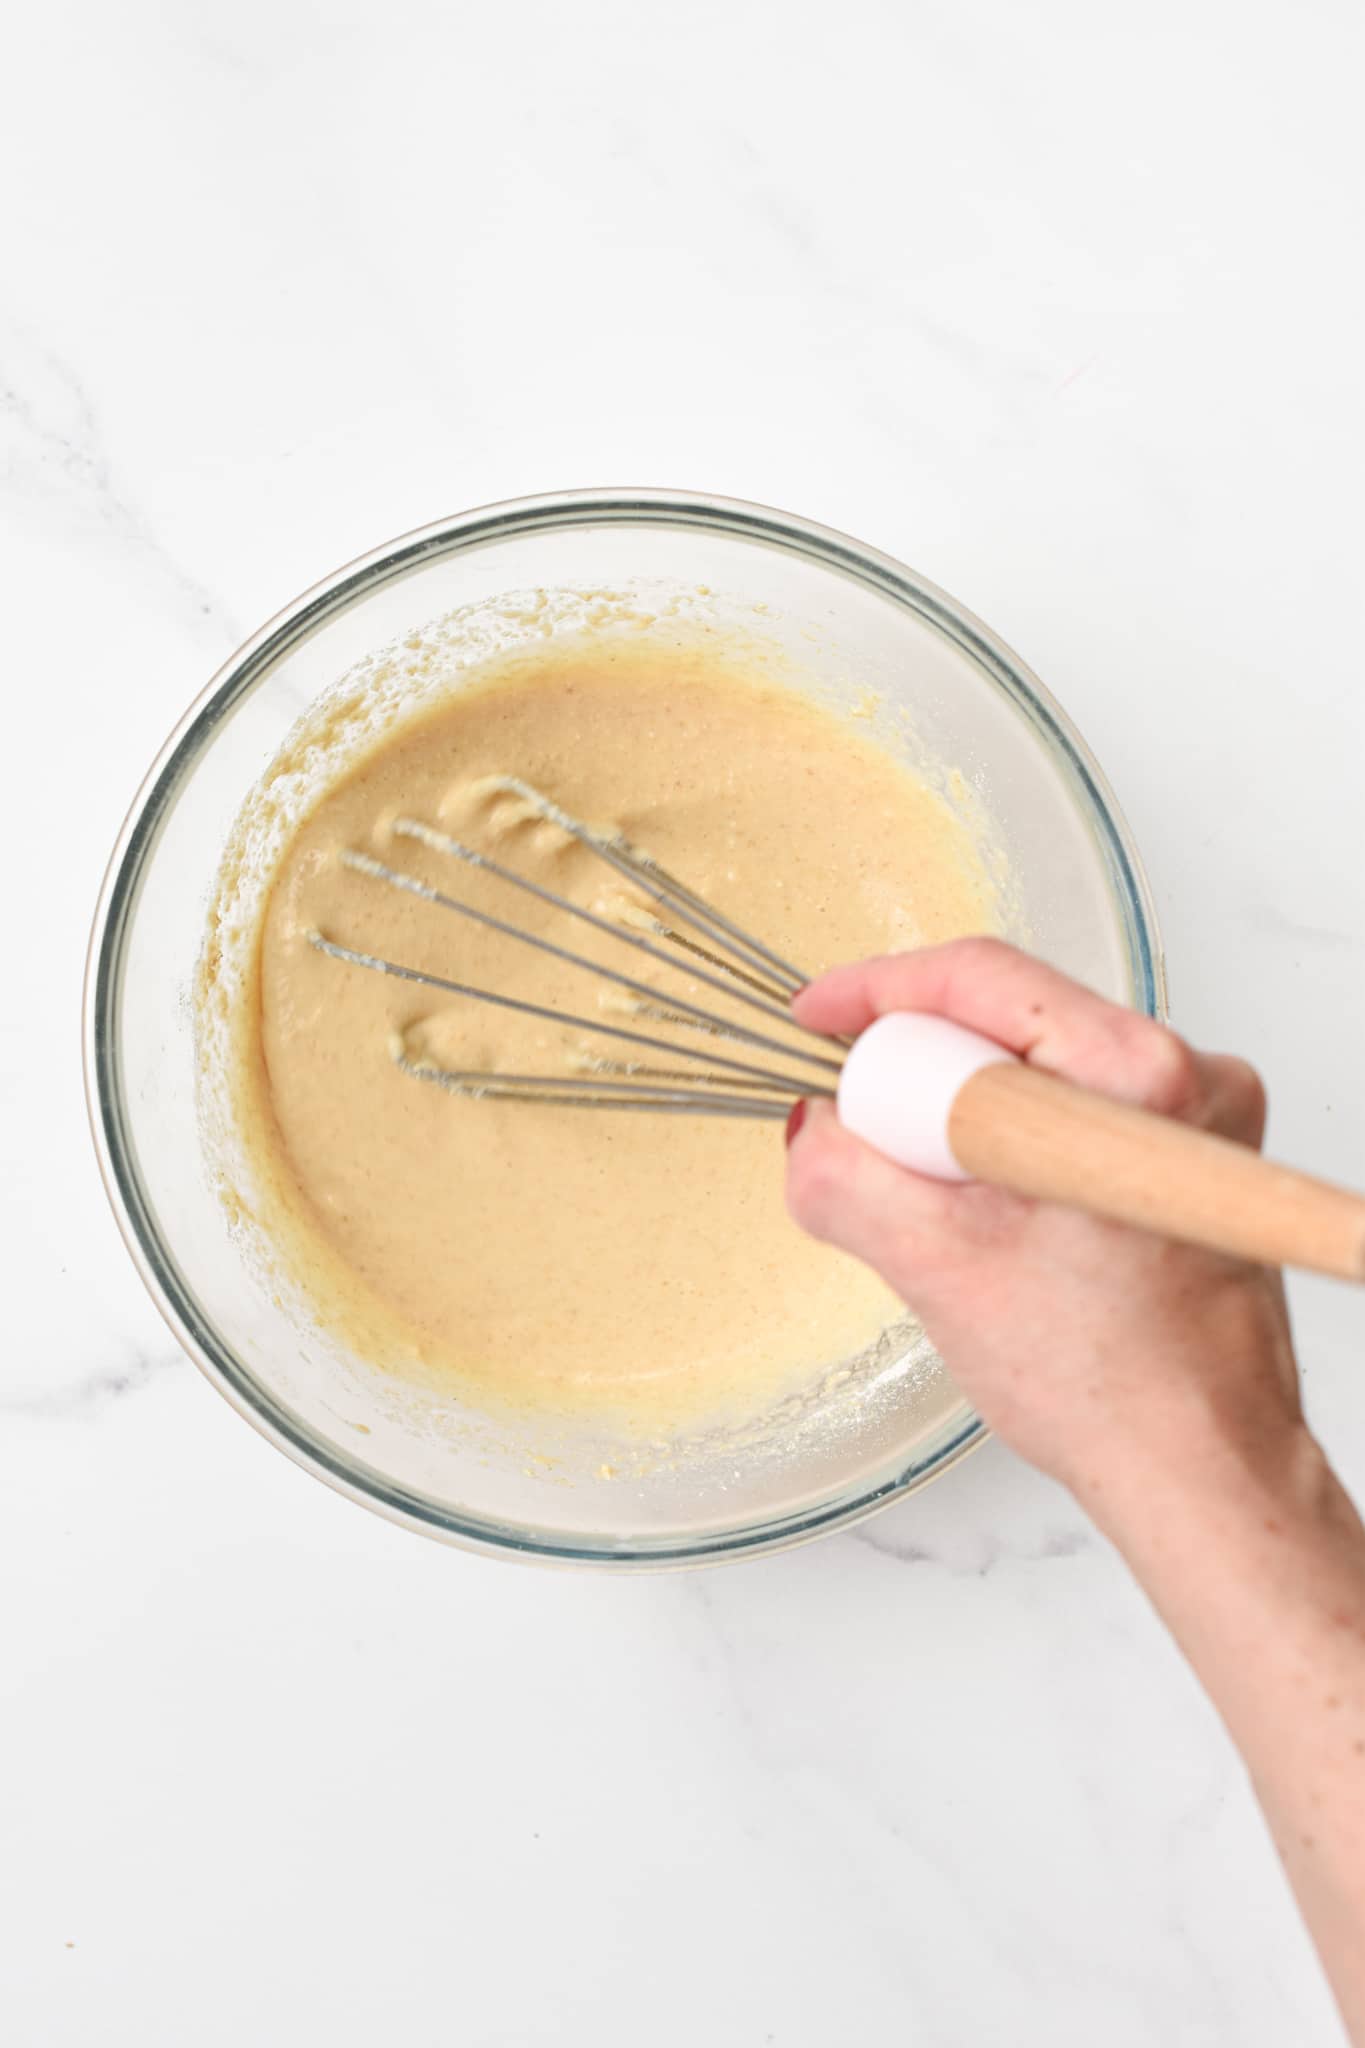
(1133, 1026, 1200, 1112)
(938, 934, 1015, 1003)
(1220, 1055, 1268, 1135)
(946, 934, 1011, 972)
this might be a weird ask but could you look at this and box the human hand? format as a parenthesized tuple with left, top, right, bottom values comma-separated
(785, 939, 1302, 1500)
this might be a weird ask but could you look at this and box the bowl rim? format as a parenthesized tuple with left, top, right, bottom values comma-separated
(83, 486, 1165, 1570)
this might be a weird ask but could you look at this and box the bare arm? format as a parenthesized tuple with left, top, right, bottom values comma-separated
(1091, 1419, 1365, 2037)
(785, 939, 1365, 2040)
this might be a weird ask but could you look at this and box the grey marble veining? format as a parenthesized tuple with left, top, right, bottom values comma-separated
(1, 315, 242, 639)
(2, 2, 1361, 2043)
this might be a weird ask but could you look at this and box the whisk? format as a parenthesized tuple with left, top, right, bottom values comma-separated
(312, 776, 1365, 1285)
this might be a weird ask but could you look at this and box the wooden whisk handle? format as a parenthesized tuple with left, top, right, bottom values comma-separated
(950, 1063, 1365, 1281)
(836, 1012, 1365, 1283)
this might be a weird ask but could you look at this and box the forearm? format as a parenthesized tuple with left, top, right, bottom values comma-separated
(784, 943, 1365, 2023)
(1084, 1422, 1365, 2042)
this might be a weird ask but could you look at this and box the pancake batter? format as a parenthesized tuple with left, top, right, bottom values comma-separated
(240, 642, 1002, 1432)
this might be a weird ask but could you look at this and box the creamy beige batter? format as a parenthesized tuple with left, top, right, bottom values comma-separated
(241, 642, 1001, 1433)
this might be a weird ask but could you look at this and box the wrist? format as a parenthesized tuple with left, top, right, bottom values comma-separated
(1045, 1267, 1308, 1539)
(1076, 1423, 1363, 1736)
(1075, 1411, 1331, 1565)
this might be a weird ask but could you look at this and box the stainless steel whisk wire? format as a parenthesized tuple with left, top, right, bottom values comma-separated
(309, 777, 843, 1119)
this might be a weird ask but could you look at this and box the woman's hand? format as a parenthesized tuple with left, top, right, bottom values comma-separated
(787, 939, 1365, 2044)
(784, 938, 1301, 1501)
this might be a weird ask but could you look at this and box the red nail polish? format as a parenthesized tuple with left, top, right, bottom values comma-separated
(784, 1099, 808, 1147)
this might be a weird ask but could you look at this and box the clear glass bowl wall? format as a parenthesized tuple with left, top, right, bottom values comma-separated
(86, 493, 1163, 1567)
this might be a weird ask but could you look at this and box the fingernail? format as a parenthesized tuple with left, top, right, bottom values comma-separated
(784, 1099, 809, 1147)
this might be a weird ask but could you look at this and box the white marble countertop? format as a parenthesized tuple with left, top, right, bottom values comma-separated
(5, 2, 1363, 2041)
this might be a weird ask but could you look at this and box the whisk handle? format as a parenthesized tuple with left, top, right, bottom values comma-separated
(837, 1012, 1365, 1283)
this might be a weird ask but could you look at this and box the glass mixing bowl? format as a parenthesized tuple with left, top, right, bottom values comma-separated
(85, 490, 1164, 1568)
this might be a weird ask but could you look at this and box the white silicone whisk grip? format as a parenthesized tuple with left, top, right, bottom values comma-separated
(836, 1011, 1015, 1181)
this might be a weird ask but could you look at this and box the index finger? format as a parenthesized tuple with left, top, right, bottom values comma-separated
(794, 938, 1187, 1108)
